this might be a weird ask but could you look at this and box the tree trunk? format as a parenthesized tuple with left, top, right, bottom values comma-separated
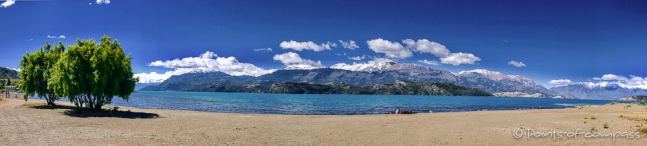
(46, 93, 56, 106)
(94, 103, 103, 112)
(86, 94, 94, 110)
(94, 95, 105, 112)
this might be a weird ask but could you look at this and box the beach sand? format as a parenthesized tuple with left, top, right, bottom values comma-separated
(1, 97, 645, 145)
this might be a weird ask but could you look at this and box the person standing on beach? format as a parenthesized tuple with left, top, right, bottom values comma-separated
(396, 108, 401, 114)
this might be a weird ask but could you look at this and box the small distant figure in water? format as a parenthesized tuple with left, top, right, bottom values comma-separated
(430, 109, 434, 113)
(396, 108, 401, 114)
(411, 110, 417, 114)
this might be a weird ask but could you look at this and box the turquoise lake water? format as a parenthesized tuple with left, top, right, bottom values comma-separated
(82, 91, 630, 115)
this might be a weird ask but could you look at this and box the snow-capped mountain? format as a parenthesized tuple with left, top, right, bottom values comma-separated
(458, 69, 535, 85)
(457, 69, 555, 97)
(284, 64, 326, 70)
(550, 83, 647, 100)
(143, 64, 556, 98)
(330, 62, 397, 72)
(134, 67, 278, 83)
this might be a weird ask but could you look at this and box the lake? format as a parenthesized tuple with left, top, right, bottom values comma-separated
(69, 91, 630, 115)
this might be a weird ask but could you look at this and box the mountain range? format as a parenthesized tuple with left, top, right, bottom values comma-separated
(157, 80, 492, 96)
(141, 62, 558, 98)
(550, 83, 647, 100)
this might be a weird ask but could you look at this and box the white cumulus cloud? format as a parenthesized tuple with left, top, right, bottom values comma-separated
(593, 74, 628, 81)
(96, 0, 110, 4)
(254, 48, 272, 52)
(279, 40, 336, 52)
(367, 38, 481, 65)
(550, 74, 647, 89)
(47, 35, 66, 39)
(134, 71, 178, 84)
(418, 59, 440, 66)
(403, 39, 450, 57)
(548, 79, 572, 87)
(338, 40, 359, 50)
(508, 60, 526, 67)
(366, 38, 412, 59)
(136, 51, 276, 83)
(348, 55, 367, 61)
(440, 52, 481, 66)
(1, 0, 15, 8)
(272, 52, 323, 67)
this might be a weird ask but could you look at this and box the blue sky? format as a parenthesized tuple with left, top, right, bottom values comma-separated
(1, 0, 647, 87)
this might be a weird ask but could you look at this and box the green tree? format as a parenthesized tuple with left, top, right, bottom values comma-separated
(49, 36, 138, 111)
(18, 42, 65, 106)
(6, 78, 11, 86)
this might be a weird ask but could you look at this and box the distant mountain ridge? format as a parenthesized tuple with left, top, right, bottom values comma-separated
(550, 83, 647, 100)
(456, 69, 556, 97)
(142, 63, 554, 97)
(0, 67, 19, 78)
(167, 80, 492, 96)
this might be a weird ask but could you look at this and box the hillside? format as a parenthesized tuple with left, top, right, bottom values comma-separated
(0, 67, 19, 78)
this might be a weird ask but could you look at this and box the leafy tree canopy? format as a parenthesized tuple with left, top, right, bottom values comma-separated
(20, 35, 137, 111)
(49, 36, 138, 111)
(18, 42, 65, 105)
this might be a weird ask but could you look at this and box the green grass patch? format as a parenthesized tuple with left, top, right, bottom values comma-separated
(590, 115, 597, 120)
(22, 102, 48, 107)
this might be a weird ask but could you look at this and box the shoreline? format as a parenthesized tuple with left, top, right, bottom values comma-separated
(2, 96, 646, 145)
(24, 97, 606, 115)
(23, 91, 628, 115)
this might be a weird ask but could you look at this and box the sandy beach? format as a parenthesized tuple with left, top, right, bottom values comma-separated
(1, 95, 645, 145)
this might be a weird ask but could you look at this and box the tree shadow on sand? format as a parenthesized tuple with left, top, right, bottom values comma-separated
(27, 104, 161, 119)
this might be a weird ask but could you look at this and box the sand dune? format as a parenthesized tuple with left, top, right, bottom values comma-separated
(1, 97, 645, 145)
